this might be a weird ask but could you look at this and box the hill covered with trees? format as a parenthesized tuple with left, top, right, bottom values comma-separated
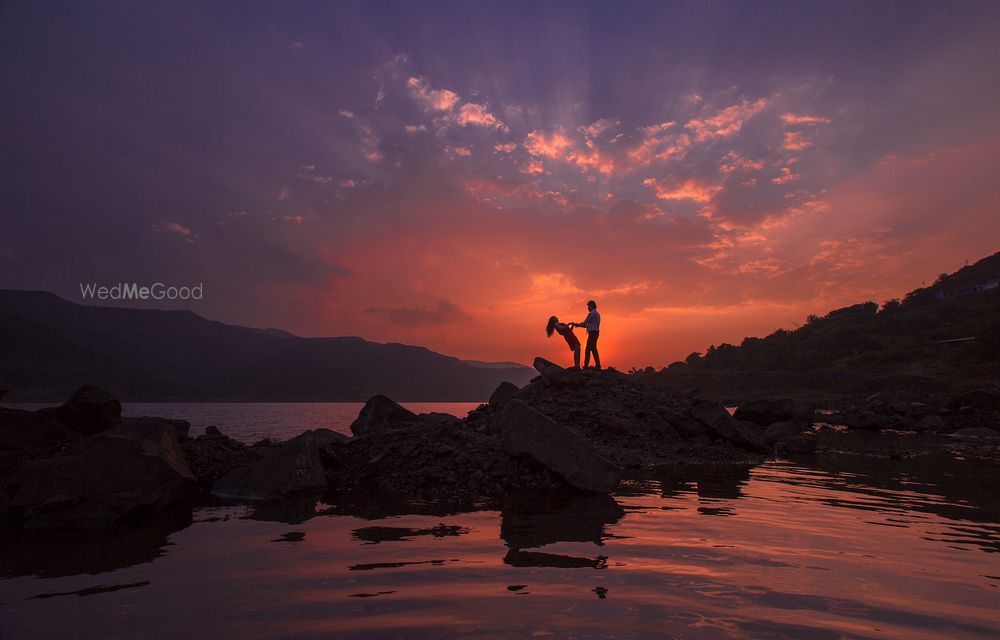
(640, 251, 1000, 404)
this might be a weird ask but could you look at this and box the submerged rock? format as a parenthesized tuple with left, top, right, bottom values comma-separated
(493, 400, 622, 493)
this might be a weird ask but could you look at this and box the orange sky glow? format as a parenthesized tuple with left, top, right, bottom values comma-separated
(4, 3, 1000, 370)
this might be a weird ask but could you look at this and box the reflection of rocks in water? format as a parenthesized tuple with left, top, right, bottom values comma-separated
(352, 523, 470, 545)
(631, 462, 753, 501)
(500, 492, 625, 550)
(498, 492, 622, 569)
(0, 506, 191, 578)
(319, 488, 498, 521)
(694, 464, 751, 500)
(805, 451, 1000, 553)
(270, 531, 305, 543)
(697, 505, 735, 517)
(503, 549, 608, 569)
(27, 580, 150, 600)
(244, 491, 323, 524)
(348, 558, 458, 571)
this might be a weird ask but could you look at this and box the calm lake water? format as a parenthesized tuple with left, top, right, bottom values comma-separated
(2, 404, 1000, 639)
(9, 401, 487, 442)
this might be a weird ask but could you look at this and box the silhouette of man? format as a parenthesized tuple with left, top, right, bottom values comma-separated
(571, 300, 601, 369)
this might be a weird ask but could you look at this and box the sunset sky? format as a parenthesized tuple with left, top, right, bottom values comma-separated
(2, 1, 999, 369)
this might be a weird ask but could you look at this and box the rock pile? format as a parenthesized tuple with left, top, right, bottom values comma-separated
(824, 388, 1000, 437)
(2, 361, 785, 535)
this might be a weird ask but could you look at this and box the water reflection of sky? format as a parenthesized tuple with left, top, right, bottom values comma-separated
(3, 455, 1000, 639)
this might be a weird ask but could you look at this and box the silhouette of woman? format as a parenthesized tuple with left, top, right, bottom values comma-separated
(545, 315, 581, 369)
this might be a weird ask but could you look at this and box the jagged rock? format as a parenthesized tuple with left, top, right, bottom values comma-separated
(489, 381, 520, 408)
(532, 357, 584, 388)
(949, 389, 1000, 412)
(733, 399, 795, 426)
(182, 429, 259, 488)
(39, 385, 122, 435)
(309, 428, 351, 449)
(761, 421, 803, 447)
(690, 400, 769, 453)
(420, 412, 461, 427)
(912, 415, 946, 432)
(952, 427, 1000, 439)
(211, 432, 327, 500)
(837, 408, 887, 430)
(350, 395, 420, 437)
(6, 421, 196, 532)
(0, 407, 81, 452)
(493, 400, 622, 493)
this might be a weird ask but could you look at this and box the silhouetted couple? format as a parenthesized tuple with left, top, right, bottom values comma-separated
(545, 300, 601, 370)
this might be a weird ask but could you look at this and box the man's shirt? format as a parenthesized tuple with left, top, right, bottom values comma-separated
(581, 309, 601, 332)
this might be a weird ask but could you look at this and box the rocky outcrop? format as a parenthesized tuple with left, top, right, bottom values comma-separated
(5, 421, 196, 532)
(733, 399, 796, 426)
(2, 361, 795, 535)
(489, 381, 520, 408)
(349, 395, 420, 437)
(181, 427, 264, 489)
(532, 357, 584, 388)
(493, 400, 622, 493)
(761, 421, 804, 447)
(948, 389, 1000, 412)
(211, 431, 327, 500)
(39, 384, 122, 435)
(0, 407, 80, 453)
(690, 401, 769, 453)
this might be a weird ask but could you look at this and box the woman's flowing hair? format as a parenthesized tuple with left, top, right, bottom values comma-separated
(545, 315, 558, 337)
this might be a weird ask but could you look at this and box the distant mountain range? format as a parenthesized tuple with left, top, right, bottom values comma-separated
(0, 290, 536, 402)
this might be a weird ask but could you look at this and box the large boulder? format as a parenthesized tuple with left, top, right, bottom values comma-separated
(733, 399, 796, 426)
(948, 389, 1000, 412)
(493, 400, 621, 493)
(40, 385, 122, 435)
(6, 422, 196, 532)
(761, 421, 804, 447)
(836, 408, 887, 431)
(532, 358, 584, 388)
(211, 431, 328, 500)
(0, 407, 81, 452)
(690, 401, 769, 453)
(653, 405, 707, 439)
(349, 395, 419, 437)
(911, 415, 946, 432)
(489, 381, 520, 408)
(309, 428, 351, 449)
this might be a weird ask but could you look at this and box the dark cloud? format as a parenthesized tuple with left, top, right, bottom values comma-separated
(364, 299, 472, 326)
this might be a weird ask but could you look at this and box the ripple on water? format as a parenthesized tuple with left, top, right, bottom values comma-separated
(2, 452, 1000, 639)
